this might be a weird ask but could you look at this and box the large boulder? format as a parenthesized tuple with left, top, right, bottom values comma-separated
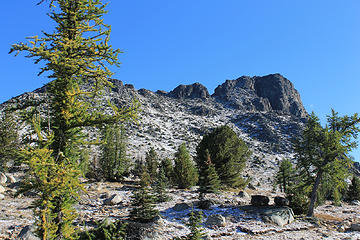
(251, 195, 269, 206)
(274, 196, 289, 206)
(262, 207, 295, 227)
(0, 193, 5, 200)
(103, 193, 122, 205)
(18, 225, 40, 240)
(351, 223, 360, 231)
(172, 202, 191, 211)
(6, 174, 16, 184)
(205, 214, 226, 227)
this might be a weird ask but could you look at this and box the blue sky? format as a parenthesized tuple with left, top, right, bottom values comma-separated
(1, 0, 359, 161)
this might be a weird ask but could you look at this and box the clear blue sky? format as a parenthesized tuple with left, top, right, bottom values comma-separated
(1, 0, 359, 161)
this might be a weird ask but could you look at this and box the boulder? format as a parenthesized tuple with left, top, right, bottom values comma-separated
(238, 190, 250, 199)
(351, 200, 360, 206)
(197, 199, 214, 210)
(262, 207, 295, 227)
(251, 195, 269, 206)
(274, 196, 289, 206)
(6, 174, 16, 184)
(351, 223, 360, 231)
(0, 193, 4, 200)
(0, 185, 5, 193)
(172, 202, 191, 211)
(103, 194, 122, 205)
(205, 214, 226, 227)
(18, 225, 40, 240)
(168, 83, 210, 99)
(247, 183, 257, 190)
(0, 172, 7, 184)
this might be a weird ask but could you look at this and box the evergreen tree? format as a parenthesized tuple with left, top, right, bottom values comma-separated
(196, 125, 251, 188)
(129, 170, 159, 223)
(275, 159, 296, 194)
(0, 110, 20, 171)
(132, 158, 145, 179)
(10, 1, 138, 238)
(347, 175, 360, 201)
(100, 124, 130, 181)
(173, 143, 198, 189)
(78, 218, 127, 240)
(160, 157, 174, 185)
(145, 147, 159, 182)
(294, 110, 359, 217)
(154, 167, 171, 203)
(198, 149, 220, 198)
(186, 209, 205, 240)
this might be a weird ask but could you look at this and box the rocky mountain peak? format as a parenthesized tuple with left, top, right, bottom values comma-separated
(213, 74, 307, 118)
(168, 82, 210, 99)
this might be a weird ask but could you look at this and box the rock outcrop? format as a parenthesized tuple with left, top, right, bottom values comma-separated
(213, 74, 307, 118)
(168, 83, 210, 99)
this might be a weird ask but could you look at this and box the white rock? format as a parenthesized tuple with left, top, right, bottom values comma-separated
(0, 193, 4, 200)
(205, 214, 226, 227)
(0, 185, 5, 193)
(6, 174, 16, 184)
(103, 194, 122, 205)
(0, 172, 7, 184)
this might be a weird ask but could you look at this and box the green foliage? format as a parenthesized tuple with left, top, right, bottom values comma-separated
(160, 157, 174, 185)
(0, 111, 20, 171)
(145, 147, 159, 182)
(10, 0, 138, 238)
(173, 143, 198, 189)
(186, 209, 205, 240)
(132, 158, 145, 179)
(198, 149, 220, 197)
(100, 124, 130, 181)
(275, 159, 296, 194)
(20, 115, 83, 240)
(78, 218, 127, 240)
(129, 170, 159, 223)
(154, 167, 171, 203)
(294, 110, 360, 216)
(347, 175, 360, 201)
(196, 125, 251, 188)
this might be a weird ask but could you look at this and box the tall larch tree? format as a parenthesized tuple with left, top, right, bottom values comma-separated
(295, 110, 359, 217)
(10, 1, 138, 239)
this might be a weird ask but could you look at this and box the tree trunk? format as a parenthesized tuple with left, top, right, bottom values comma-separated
(307, 169, 323, 217)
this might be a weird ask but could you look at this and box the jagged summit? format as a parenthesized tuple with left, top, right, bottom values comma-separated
(167, 82, 210, 99)
(213, 74, 306, 118)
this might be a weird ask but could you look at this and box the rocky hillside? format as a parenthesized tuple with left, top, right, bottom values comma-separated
(1, 73, 307, 188)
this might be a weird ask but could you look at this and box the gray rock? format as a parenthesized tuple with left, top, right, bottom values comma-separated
(262, 207, 295, 227)
(18, 225, 40, 240)
(0, 185, 5, 193)
(103, 194, 122, 205)
(172, 202, 191, 211)
(205, 214, 226, 227)
(168, 83, 210, 99)
(0, 193, 4, 200)
(351, 223, 360, 231)
(0, 172, 7, 184)
(104, 194, 122, 205)
(238, 190, 250, 199)
(6, 174, 16, 184)
(351, 200, 360, 206)
(197, 199, 214, 210)
(274, 196, 289, 206)
(251, 195, 269, 206)
(247, 183, 257, 190)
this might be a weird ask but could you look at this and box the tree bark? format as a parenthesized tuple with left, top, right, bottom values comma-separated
(307, 169, 323, 217)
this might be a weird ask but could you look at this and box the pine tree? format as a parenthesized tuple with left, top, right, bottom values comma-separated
(186, 209, 205, 240)
(0, 110, 20, 171)
(132, 158, 145, 179)
(10, 1, 138, 238)
(347, 175, 360, 201)
(160, 157, 174, 186)
(173, 143, 198, 189)
(145, 147, 159, 182)
(129, 170, 159, 223)
(294, 110, 360, 217)
(154, 167, 171, 203)
(196, 125, 251, 188)
(198, 149, 220, 198)
(275, 159, 295, 194)
(100, 124, 130, 181)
